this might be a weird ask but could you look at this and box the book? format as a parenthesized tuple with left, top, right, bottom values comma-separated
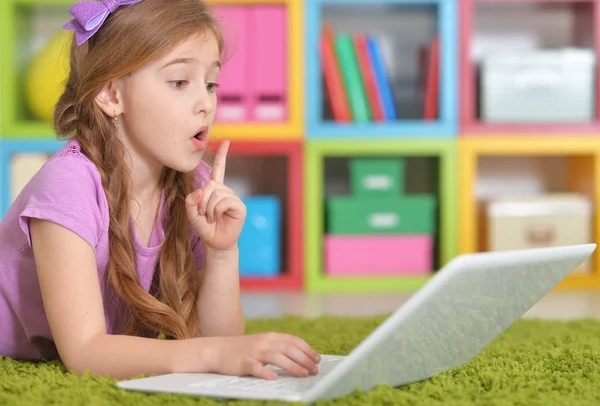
(354, 33, 385, 122)
(336, 33, 371, 122)
(320, 26, 352, 122)
(366, 35, 397, 121)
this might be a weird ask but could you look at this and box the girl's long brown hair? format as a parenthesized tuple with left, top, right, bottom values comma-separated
(53, 0, 224, 339)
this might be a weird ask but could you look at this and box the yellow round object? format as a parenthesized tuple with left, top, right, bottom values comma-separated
(25, 30, 72, 121)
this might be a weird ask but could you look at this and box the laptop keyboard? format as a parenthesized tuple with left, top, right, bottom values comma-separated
(189, 357, 343, 394)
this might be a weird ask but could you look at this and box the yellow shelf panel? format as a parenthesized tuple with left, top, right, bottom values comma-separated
(210, 123, 303, 140)
(460, 136, 600, 155)
(556, 273, 600, 290)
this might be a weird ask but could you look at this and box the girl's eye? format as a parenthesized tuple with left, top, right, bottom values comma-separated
(170, 80, 188, 89)
(206, 82, 220, 93)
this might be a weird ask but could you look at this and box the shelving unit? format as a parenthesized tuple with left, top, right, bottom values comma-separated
(1, 0, 599, 293)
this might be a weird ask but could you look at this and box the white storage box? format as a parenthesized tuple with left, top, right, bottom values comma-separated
(484, 193, 593, 274)
(480, 48, 596, 123)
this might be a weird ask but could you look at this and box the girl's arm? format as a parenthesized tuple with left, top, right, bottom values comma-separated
(31, 218, 320, 380)
(30, 218, 194, 379)
(195, 245, 244, 337)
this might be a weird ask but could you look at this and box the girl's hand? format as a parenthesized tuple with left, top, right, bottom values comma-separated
(207, 332, 321, 380)
(185, 140, 246, 252)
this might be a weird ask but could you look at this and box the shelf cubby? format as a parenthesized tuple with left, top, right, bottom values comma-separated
(214, 140, 304, 291)
(460, 0, 600, 136)
(458, 137, 600, 289)
(305, 0, 458, 139)
(305, 138, 457, 292)
(207, 0, 304, 140)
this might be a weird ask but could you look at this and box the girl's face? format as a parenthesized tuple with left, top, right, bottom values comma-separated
(111, 33, 221, 174)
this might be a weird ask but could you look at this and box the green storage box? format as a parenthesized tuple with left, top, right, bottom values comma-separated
(327, 195, 436, 234)
(350, 158, 404, 197)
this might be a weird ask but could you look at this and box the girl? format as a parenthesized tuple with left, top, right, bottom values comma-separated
(0, 0, 320, 381)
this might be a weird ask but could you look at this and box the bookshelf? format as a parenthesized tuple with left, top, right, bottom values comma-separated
(1, 0, 598, 293)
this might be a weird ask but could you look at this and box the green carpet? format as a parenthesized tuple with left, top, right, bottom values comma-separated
(2, 315, 600, 405)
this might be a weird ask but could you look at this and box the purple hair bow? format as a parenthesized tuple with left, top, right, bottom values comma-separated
(64, 0, 142, 46)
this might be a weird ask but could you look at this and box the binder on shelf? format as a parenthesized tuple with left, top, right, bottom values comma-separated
(366, 35, 397, 121)
(211, 6, 250, 122)
(335, 34, 371, 122)
(354, 33, 385, 122)
(249, 5, 287, 122)
(320, 25, 352, 122)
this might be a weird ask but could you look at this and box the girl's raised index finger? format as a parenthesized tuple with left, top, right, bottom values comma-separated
(211, 140, 230, 183)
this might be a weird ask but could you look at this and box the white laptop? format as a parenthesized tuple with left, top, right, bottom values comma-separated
(117, 243, 596, 403)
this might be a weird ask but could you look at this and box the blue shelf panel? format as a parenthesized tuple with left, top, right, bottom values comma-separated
(0, 138, 66, 218)
(309, 120, 455, 138)
(305, 0, 458, 139)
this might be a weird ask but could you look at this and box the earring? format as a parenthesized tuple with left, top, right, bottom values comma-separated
(113, 111, 118, 125)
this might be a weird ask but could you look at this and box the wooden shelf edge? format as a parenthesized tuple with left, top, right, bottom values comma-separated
(459, 136, 600, 154)
(555, 274, 600, 290)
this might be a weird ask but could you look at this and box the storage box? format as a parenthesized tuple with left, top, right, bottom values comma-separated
(324, 234, 433, 275)
(480, 48, 595, 123)
(11, 153, 50, 202)
(485, 193, 593, 273)
(350, 158, 404, 197)
(238, 195, 281, 276)
(327, 195, 436, 234)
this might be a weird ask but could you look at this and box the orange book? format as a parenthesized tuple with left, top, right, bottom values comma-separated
(353, 33, 385, 122)
(320, 26, 352, 122)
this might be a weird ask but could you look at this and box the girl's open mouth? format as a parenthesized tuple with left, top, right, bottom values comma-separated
(191, 127, 209, 150)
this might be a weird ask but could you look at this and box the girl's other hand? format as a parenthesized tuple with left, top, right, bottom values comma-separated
(206, 332, 321, 380)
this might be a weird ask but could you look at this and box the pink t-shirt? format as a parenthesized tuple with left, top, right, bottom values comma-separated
(0, 138, 208, 361)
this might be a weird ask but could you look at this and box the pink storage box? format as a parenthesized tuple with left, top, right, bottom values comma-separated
(324, 235, 433, 275)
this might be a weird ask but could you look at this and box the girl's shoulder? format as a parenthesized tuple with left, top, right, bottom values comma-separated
(5, 138, 108, 252)
(50, 138, 91, 163)
(38, 138, 104, 194)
